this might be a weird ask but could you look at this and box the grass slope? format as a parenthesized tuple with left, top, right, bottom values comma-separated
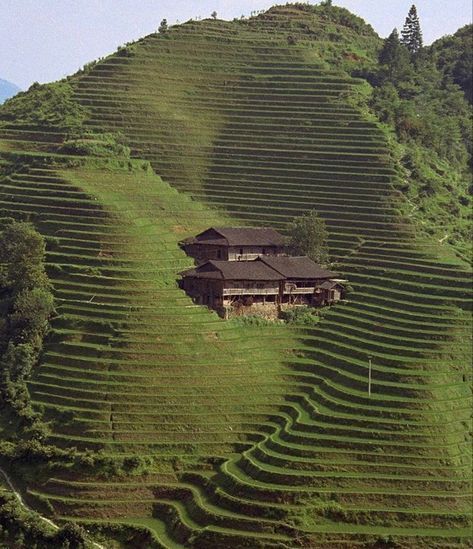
(0, 4, 471, 548)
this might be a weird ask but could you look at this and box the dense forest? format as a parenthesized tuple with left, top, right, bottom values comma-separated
(354, 7, 472, 257)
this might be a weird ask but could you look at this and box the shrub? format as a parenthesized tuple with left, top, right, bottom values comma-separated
(280, 307, 320, 325)
(58, 133, 131, 158)
(231, 315, 275, 327)
(53, 522, 87, 549)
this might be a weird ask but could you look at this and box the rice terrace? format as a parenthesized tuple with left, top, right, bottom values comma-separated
(0, 1, 472, 548)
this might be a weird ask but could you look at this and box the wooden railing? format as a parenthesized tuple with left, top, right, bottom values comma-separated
(223, 288, 279, 296)
(285, 287, 316, 294)
(223, 287, 316, 296)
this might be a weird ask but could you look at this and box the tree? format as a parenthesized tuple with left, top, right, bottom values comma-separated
(10, 287, 55, 344)
(211, 11, 217, 20)
(379, 29, 413, 84)
(401, 5, 423, 54)
(158, 18, 168, 34)
(0, 221, 48, 294)
(288, 210, 329, 264)
(54, 522, 87, 549)
(1, 342, 35, 382)
(452, 50, 473, 103)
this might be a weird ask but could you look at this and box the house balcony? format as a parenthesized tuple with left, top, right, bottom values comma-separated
(223, 288, 279, 296)
(284, 287, 316, 295)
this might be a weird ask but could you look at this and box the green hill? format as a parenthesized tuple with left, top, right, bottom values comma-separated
(0, 4, 471, 548)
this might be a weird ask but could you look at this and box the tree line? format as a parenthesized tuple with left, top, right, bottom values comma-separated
(0, 221, 54, 441)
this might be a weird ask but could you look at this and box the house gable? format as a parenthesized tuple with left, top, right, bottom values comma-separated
(194, 228, 228, 244)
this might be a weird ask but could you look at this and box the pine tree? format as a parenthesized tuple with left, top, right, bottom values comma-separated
(401, 5, 423, 54)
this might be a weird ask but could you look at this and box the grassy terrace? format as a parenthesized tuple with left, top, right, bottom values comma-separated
(0, 5, 472, 548)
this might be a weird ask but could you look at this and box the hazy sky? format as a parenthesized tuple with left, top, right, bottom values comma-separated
(1, 0, 472, 90)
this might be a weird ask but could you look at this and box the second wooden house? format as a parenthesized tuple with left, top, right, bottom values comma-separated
(179, 227, 287, 263)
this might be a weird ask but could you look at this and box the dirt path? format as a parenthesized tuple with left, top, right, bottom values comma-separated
(0, 466, 105, 549)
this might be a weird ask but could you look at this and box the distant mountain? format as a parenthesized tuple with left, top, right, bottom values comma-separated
(0, 78, 21, 103)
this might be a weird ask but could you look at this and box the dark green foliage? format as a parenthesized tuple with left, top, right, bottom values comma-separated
(429, 25, 473, 103)
(10, 288, 55, 345)
(211, 11, 217, 20)
(0, 493, 52, 548)
(53, 523, 87, 549)
(401, 5, 423, 54)
(367, 18, 472, 253)
(288, 210, 329, 264)
(2, 342, 35, 382)
(379, 29, 413, 83)
(0, 222, 49, 295)
(0, 222, 54, 437)
(0, 493, 89, 548)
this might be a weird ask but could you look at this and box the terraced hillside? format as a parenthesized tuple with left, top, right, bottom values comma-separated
(0, 4, 472, 548)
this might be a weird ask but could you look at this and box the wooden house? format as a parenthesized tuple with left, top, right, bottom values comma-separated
(180, 259, 284, 310)
(180, 256, 342, 315)
(179, 227, 286, 263)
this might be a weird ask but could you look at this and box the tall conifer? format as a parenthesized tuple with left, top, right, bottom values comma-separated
(401, 5, 423, 54)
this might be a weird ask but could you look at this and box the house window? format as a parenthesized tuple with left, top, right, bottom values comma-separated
(239, 248, 244, 255)
(262, 248, 266, 255)
(217, 249, 222, 259)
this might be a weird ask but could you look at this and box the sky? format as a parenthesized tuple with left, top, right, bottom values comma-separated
(1, 0, 472, 90)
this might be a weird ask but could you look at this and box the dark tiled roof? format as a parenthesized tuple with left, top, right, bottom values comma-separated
(260, 256, 337, 279)
(214, 227, 286, 246)
(182, 227, 286, 247)
(182, 260, 284, 281)
(180, 237, 227, 246)
(180, 266, 199, 276)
